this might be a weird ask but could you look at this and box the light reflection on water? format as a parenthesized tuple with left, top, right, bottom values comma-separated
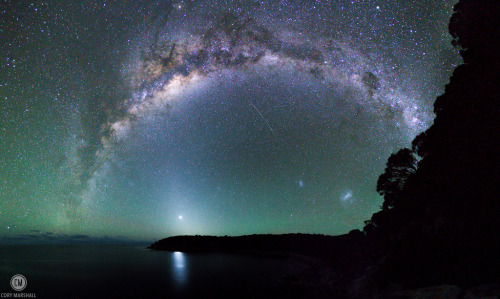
(172, 251, 187, 286)
(0, 245, 294, 298)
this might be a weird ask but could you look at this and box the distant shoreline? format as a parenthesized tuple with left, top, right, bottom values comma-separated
(149, 233, 334, 254)
(148, 232, 374, 297)
(148, 231, 371, 267)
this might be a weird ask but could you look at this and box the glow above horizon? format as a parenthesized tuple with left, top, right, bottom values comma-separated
(0, 0, 460, 242)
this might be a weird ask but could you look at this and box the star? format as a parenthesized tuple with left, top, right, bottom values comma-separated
(0, 0, 460, 240)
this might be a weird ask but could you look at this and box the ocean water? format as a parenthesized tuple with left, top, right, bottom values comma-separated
(0, 245, 297, 298)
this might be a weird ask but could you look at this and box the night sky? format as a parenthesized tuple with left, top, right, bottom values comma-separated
(1, 0, 460, 242)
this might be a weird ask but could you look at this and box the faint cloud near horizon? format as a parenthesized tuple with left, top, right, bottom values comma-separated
(0, 230, 148, 245)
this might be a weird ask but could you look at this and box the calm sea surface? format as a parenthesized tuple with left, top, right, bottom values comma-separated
(0, 245, 298, 298)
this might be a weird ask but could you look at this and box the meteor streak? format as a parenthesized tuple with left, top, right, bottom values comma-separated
(249, 99, 275, 135)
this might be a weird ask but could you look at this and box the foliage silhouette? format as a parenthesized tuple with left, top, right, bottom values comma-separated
(376, 148, 417, 210)
(364, 0, 500, 289)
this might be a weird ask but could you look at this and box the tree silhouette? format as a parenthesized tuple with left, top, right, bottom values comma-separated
(363, 0, 500, 288)
(376, 148, 417, 210)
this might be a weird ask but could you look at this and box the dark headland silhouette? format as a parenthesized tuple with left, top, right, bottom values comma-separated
(150, 0, 499, 297)
(149, 232, 370, 271)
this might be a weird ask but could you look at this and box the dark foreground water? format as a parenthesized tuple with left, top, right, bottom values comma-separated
(0, 245, 299, 298)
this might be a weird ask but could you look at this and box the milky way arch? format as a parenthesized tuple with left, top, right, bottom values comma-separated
(73, 0, 448, 234)
(106, 8, 423, 145)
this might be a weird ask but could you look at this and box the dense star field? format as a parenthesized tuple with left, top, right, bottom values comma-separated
(1, 0, 460, 242)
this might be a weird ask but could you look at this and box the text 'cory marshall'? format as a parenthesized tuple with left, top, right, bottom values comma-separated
(1, 293, 37, 298)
